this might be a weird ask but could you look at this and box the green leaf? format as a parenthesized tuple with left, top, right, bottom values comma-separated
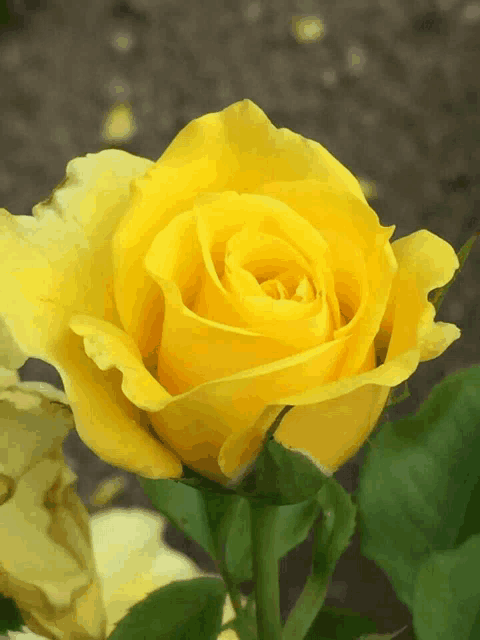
(282, 476, 357, 640)
(357, 365, 480, 610)
(140, 470, 321, 587)
(303, 606, 377, 640)
(138, 477, 216, 558)
(107, 577, 226, 640)
(236, 436, 328, 506)
(358, 624, 408, 640)
(413, 533, 480, 640)
(0, 594, 25, 635)
(357, 627, 408, 640)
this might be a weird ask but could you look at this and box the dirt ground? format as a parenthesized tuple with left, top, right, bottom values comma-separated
(1, 0, 479, 638)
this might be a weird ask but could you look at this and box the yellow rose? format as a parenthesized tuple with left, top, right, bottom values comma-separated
(0, 100, 461, 484)
(4, 508, 242, 640)
(0, 367, 107, 640)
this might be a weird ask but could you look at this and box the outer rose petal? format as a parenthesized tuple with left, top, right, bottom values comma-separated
(112, 99, 367, 361)
(270, 230, 461, 474)
(0, 150, 182, 479)
(69, 314, 171, 412)
(146, 331, 366, 483)
(378, 229, 461, 363)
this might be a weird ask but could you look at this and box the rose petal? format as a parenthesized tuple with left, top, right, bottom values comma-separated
(379, 229, 461, 362)
(0, 376, 72, 479)
(58, 355, 183, 479)
(263, 383, 392, 475)
(147, 332, 353, 483)
(112, 99, 366, 359)
(69, 314, 171, 412)
(0, 316, 28, 371)
(0, 150, 152, 364)
(1, 463, 85, 605)
(90, 508, 205, 633)
(90, 508, 240, 638)
(144, 191, 336, 353)
(265, 230, 461, 474)
(256, 179, 398, 377)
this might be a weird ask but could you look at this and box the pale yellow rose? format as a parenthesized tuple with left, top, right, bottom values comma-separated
(0, 367, 107, 640)
(4, 508, 242, 640)
(0, 100, 461, 484)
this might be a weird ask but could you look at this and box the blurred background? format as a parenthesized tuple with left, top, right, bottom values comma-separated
(1, 0, 479, 638)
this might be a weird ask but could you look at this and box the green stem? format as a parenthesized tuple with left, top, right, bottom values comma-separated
(281, 574, 329, 640)
(222, 571, 256, 639)
(213, 497, 256, 639)
(250, 501, 282, 640)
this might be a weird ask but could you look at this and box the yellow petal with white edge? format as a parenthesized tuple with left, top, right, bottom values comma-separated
(263, 334, 454, 476)
(0, 149, 152, 367)
(112, 99, 366, 360)
(378, 229, 461, 363)
(147, 330, 357, 483)
(149, 319, 410, 483)
(69, 314, 171, 411)
(267, 303, 457, 476)
(264, 384, 391, 476)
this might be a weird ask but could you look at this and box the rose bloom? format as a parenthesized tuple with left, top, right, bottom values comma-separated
(6, 507, 242, 640)
(0, 367, 107, 640)
(0, 100, 460, 484)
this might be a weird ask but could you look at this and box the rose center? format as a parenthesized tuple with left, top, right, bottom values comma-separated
(255, 269, 316, 303)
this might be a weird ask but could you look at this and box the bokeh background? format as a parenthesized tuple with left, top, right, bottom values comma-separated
(1, 0, 479, 638)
